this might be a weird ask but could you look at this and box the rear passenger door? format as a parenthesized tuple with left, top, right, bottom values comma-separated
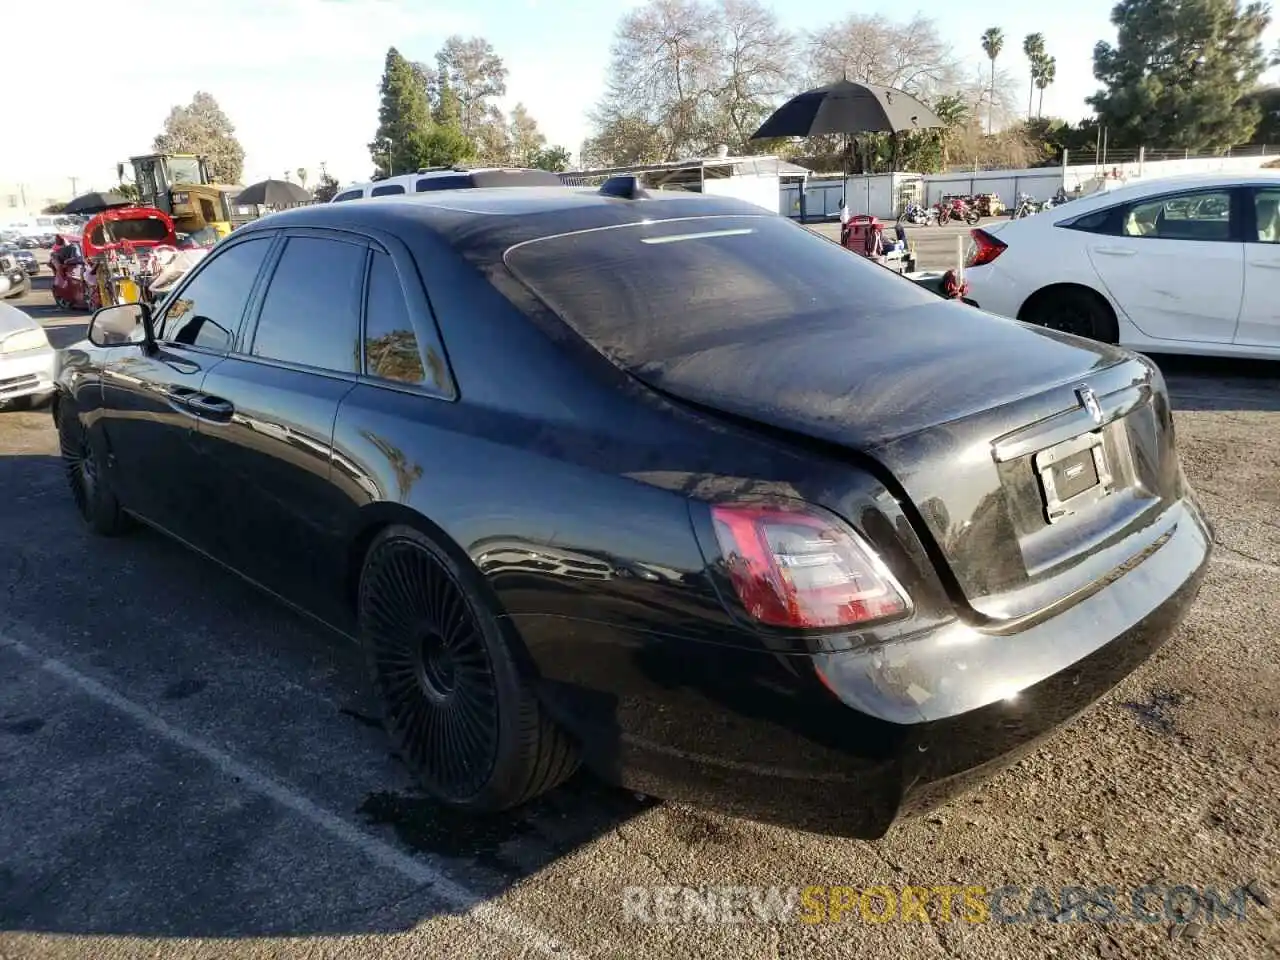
(329, 245, 456, 576)
(1235, 186, 1280, 349)
(195, 230, 368, 621)
(1083, 187, 1245, 344)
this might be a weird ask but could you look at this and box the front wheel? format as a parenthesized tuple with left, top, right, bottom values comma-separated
(358, 525, 579, 812)
(56, 401, 133, 536)
(965, 211, 980, 225)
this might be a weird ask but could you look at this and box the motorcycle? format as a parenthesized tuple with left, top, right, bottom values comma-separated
(940, 197, 981, 225)
(897, 202, 937, 226)
(1011, 193, 1040, 219)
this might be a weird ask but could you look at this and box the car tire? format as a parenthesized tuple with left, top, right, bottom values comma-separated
(1021, 287, 1120, 344)
(56, 402, 133, 536)
(358, 524, 579, 811)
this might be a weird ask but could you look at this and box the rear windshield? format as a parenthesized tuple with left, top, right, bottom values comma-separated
(88, 217, 171, 247)
(469, 169, 564, 189)
(418, 175, 471, 192)
(503, 215, 937, 368)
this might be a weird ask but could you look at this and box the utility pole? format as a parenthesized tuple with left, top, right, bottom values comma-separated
(69, 176, 79, 197)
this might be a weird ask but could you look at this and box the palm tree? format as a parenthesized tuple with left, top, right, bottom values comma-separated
(1023, 34, 1045, 120)
(981, 27, 1005, 135)
(1035, 56, 1057, 118)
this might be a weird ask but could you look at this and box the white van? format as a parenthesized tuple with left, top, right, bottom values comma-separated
(2, 216, 63, 239)
(330, 165, 564, 202)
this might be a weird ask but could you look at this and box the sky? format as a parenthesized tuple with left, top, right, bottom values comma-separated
(5, 0, 1279, 202)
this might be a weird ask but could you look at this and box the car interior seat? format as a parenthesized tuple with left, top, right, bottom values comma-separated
(1257, 197, 1280, 242)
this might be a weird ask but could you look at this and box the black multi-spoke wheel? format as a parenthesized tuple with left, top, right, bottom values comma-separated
(1023, 287, 1119, 344)
(56, 400, 131, 536)
(358, 525, 578, 811)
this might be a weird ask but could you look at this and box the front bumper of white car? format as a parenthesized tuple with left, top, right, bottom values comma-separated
(0, 345, 58, 404)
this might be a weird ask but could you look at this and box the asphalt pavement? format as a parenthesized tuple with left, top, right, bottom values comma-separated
(1, 245, 1278, 959)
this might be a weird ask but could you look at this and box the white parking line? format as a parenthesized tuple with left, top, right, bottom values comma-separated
(0, 628, 579, 958)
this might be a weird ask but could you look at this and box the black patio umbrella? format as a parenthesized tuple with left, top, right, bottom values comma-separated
(751, 79, 944, 140)
(234, 178, 312, 206)
(63, 191, 132, 215)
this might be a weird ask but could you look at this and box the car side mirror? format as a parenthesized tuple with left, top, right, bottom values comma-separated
(88, 302, 155, 350)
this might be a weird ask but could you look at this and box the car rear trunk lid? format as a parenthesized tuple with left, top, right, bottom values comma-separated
(626, 300, 1178, 621)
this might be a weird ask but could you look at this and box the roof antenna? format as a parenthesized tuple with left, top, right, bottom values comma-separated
(598, 175, 650, 199)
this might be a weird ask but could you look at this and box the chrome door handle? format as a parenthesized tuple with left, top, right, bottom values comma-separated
(1092, 247, 1137, 257)
(187, 395, 234, 420)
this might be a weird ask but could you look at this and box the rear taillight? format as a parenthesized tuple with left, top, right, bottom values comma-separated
(710, 502, 910, 629)
(965, 228, 1007, 267)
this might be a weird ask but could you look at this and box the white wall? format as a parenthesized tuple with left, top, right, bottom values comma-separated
(782, 173, 924, 220)
(702, 173, 781, 213)
(923, 152, 1279, 207)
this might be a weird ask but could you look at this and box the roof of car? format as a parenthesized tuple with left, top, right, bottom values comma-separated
(237, 187, 775, 258)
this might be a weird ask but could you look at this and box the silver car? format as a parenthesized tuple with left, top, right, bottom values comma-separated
(0, 301, 56, 408)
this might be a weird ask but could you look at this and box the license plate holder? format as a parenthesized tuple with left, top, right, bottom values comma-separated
(1034, 431, 1113, 524)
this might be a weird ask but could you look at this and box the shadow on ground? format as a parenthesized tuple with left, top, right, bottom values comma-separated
(1147, 352, 1280, 413)
(0, 448, 651, 939)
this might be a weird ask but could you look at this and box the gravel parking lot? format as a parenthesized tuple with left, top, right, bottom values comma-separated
(2, 242, 1278, 959)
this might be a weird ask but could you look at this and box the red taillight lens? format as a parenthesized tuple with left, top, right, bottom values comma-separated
(965, 228, 1007, 268)
(710, 502, 910, 629)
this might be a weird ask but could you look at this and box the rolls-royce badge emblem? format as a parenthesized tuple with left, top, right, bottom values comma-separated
(1076, 385, 1103, 424)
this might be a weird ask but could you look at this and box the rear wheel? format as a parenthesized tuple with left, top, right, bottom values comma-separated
(1021, 287, 1119, 344)
(56, 401, 132, 536)
(358, 525, 579, 811)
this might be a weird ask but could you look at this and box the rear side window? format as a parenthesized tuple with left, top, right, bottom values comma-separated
(1121, 190, 1233, 241)
(363, 252, 425, 384)
(504, 216, 936, 371)
(332, 190, 363, 203)
(158, 236, 272, 350)
(1061, 208, 1116, 234)
(250, 237, 365, 372)
(371, 184, 406, 197)
(417, 175, 471, 192)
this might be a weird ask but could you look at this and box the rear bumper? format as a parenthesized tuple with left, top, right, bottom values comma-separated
(524, 496, 1210, 837)
(0, 347, 59, 402)
(963, 263, 1024, 320)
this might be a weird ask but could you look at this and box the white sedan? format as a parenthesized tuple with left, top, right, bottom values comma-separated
(0, 301, 56, 409)
(964, 171, 1280, 359)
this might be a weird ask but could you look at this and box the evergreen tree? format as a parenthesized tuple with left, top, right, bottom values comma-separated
(1089, 0, 1271, 151)
(368, 47, 444, 177)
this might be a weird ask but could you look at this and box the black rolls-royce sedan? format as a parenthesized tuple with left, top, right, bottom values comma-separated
(54, 184, 1211, 837)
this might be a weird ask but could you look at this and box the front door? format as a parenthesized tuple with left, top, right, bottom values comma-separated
(1235, 186, 1280, 349)
(194, 232, 367, 622)
(1085, 188, 1245, 345)
(99, 234, 276, 545)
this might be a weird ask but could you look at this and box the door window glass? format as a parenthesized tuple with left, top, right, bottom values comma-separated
(332, 190, 363, 203)
(1122, 191, 1232, 241)
(371, 184, 406, 197)
(364, 252, 425, 384)
(250, 236, 365, 372)
(157, 236, 272, 350)
(1253, 190, 1280, 242)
